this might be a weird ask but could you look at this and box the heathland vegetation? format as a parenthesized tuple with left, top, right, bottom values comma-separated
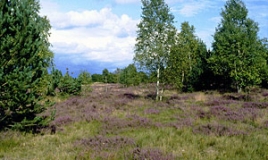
(1, 84, 268, 159)
(0, 0, 268, 159)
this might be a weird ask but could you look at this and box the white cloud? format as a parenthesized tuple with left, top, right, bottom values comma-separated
(40, 4, 139, 66)
(171, 0, 214, 17)
(39, 1, 59, 16)
(46, 8, 116, 29)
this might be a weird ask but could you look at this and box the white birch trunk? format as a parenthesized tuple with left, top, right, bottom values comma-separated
(156, 66, 160, 101)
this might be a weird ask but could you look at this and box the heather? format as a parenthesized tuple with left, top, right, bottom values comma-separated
(0, 84, 268, 159)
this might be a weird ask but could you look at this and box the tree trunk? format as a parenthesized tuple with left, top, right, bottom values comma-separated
(160, 88, 163, 101)
(182, 71, 184, 84)
(234, 61, 242, 93)
(156, 66, 160, 101)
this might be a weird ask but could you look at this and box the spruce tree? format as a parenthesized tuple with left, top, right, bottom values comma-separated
(58, 68, 81, 95)
(47, 68, 63, 96)
(0, 0, 53, 131)
(208, 0, 267, 92)
(134, 0, 176, 100)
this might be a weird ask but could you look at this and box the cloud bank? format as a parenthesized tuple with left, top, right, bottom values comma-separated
(40, 2, 139, 72)
(40, 0, 267, 74)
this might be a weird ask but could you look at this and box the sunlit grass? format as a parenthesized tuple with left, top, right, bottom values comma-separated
(0, 121, 101, 160)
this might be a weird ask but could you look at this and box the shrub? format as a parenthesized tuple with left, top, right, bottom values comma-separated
(58, 69, 81, 95)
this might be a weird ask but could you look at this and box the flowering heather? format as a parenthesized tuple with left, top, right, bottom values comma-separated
(223, 93, 252, 101)
(242, 102, 268, 109)
(197, 109, 211, 120)
(76, 135, 136, 159)
(112, 97, 131, 108)
(262, 91, 268, 97)
(205, 98, 237, 106)
(237, 107, 259, 122)
(207, 105, 261, 123)
(167, 94, 192, 104)
(144, 108, 160, 114)
(34, 85, 267, 160)
(210, 105, 231, 117)
(77, 135, 135, 151)
(156, 101, 170, 108)
(52, 115, 72, 126)
(99, 114, 154, 135)
(169, 117, 194, 129)
(223, 110, 244, 122)
(193, 123, 246, 136)
(132, 147, 175, 160)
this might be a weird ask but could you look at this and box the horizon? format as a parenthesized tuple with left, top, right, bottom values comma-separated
(40, 0, 268, 76)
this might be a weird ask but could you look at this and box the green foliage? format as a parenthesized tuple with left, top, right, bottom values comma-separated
(102, 68, 117, 83)
(119, 64, 147, 86)
(134, 0, 176, 100)
(47, 68, 63, 96)
(91, 73, 103, 82)
(77, 70, 92, 85)
(138, 71, 149, 84)
(208, 0, 267, 92)
(260, 38, 268, 88)
(165, 22, 207, 91)
(58, 69, 81, 95)
(0, 0, 53, 131)
(102, 68, 109, 83)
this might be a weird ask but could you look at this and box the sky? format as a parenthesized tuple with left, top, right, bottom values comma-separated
(39, 0, 268, 76)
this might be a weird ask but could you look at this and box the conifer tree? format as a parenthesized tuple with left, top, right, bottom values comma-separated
(47, 68, 63, 96)
(208, 0, 267, 92)
(0, 0, 53, 131)
(58, 68, 81, 95)
(77, 70, 92, 85)
(134, 0, 176, 100)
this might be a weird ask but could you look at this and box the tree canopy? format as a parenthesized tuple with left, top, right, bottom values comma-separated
(208, 0, 268, 92)
(0, 0, 53, 131)
(166, 22, 207, 91)
(134, 0, 176, 100)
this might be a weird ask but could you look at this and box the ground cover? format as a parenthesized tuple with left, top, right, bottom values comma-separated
(1, 84, 268, 160)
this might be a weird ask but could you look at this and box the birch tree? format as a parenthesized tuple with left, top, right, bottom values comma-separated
(208, 0, 267, 92)
(166, 22, 207, 91)
(134, 0, 176, 100)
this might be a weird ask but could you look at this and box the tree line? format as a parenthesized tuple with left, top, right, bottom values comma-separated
(0, 0, 267, 131)
(134, 0, 268, 100)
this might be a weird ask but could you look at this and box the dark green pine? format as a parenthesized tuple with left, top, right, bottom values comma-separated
(0, 0, 53, 131)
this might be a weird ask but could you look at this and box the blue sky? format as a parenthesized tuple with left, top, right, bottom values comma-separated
(39, 0, 268, 76)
